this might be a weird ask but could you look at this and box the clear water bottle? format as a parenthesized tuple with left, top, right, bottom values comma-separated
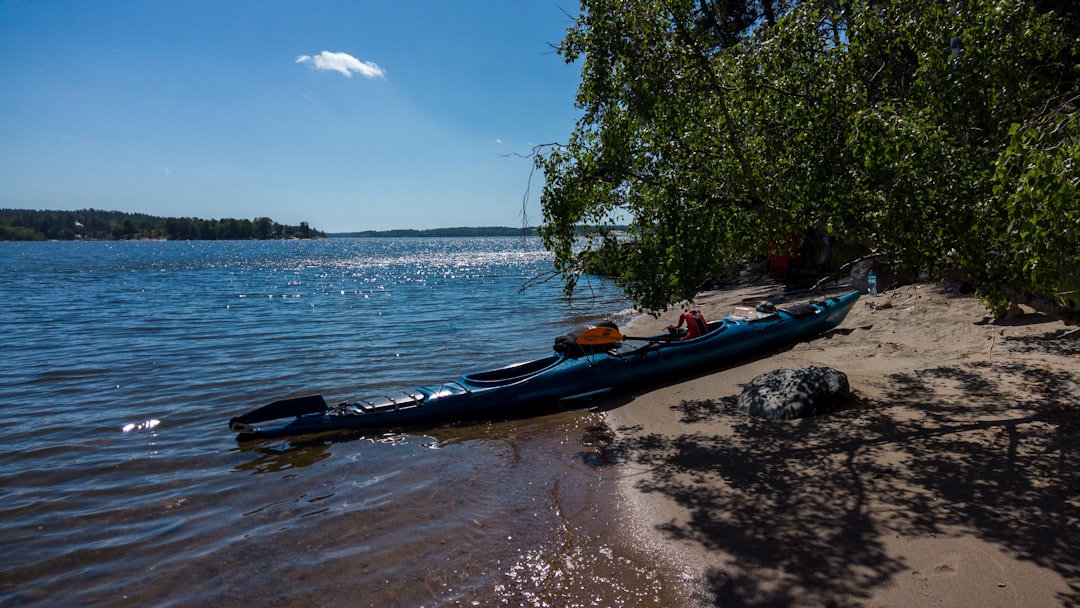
(867, 270, 878, 296)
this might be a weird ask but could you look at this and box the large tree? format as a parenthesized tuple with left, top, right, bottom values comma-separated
(538, 0, 1080, 323)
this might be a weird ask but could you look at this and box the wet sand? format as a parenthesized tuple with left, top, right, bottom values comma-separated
(605, 283, 1080, 607)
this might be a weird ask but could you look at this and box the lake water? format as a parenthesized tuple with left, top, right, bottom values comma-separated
(0, 238, 692, 606)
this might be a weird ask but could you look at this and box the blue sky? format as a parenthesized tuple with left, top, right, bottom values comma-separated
(0, 2, 584, 232)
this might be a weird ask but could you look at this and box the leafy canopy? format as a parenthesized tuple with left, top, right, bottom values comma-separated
(537, 0, 1080, 323)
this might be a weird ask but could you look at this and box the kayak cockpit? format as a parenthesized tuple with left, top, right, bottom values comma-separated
(461, 355, 563, 387)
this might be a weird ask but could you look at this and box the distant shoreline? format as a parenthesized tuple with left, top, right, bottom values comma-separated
(328, 227, 537, 238)
(328, 225, 629, 238)
(2, 207, 625, 241)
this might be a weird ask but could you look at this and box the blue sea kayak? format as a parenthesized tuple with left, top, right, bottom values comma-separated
(229, 290, 860, 440)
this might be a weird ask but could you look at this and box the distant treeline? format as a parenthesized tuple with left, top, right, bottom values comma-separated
(0, 208, 325, 241)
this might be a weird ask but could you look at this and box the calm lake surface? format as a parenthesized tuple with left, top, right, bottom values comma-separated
(1, 238, 690, 607)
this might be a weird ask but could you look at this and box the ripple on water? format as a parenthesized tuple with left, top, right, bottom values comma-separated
(0, 239, 701, 607)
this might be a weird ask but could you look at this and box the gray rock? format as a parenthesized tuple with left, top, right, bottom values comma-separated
(737, 367, 850, 420)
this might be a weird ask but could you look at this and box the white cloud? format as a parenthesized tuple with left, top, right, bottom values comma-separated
(296, 51, 385, 79)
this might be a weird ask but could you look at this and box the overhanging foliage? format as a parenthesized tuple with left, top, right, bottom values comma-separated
(538, 0, 1079, 323)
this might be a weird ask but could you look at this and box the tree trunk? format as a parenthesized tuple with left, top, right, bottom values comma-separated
(997, 284, 1080, 327)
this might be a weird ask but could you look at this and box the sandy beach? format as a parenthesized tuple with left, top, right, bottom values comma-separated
(604, 282, 1080, 607)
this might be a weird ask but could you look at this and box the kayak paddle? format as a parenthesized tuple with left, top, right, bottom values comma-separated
(575, 325, 677, 345)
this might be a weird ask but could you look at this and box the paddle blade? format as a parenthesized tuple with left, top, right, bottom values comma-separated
(575, 325, 624, 346)
(229, 394, 328, 432)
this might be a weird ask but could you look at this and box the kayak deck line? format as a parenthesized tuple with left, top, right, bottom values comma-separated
(333, 382, 472, 417)
(229, 291, 862, 440)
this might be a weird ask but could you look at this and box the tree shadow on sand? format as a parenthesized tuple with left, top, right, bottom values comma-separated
(609, 353, 1080, 607)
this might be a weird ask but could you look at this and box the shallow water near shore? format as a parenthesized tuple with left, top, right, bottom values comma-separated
(0, 238, 694, 606)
